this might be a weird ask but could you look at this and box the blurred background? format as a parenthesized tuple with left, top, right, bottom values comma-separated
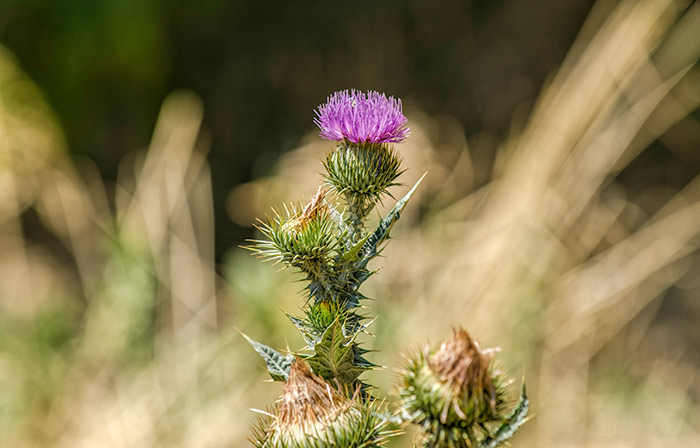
(0, 0, 699, 446)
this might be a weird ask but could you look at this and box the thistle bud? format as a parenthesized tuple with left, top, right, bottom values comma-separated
(398, 329, 510, 448)
(252, 188, 337, 276)
(252, 359, 395, 447)
(323, 141, 402, 222)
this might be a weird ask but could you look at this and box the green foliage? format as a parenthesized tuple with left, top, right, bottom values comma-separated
(305, 318, 372, 385)
(244, 131, 422, 446)
(246, 176, 425, 390)
(479, 384, 529, 448)
(242, 333, 295, 381)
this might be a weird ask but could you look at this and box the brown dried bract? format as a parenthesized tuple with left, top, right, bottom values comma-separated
(291, 187, 329, 231)
(298, 187, 328, 226)
(277, 359, 344, 432)
(428, 328, 493, 394)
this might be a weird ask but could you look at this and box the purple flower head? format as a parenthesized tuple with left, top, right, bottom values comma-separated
(314, 89, 410, 144)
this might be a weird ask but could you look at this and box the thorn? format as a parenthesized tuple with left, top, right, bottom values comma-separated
(250, 408, 275, 418)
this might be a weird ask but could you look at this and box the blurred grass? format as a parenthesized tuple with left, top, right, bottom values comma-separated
(1, 0, 700, 447)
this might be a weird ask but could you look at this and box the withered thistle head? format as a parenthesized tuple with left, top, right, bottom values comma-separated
(274, 359, 345, 439)
(428, 328, 496, 414)
(287, 187, 330, 232)
(398, 328, 510, 448)
(252, 359, 395, 448)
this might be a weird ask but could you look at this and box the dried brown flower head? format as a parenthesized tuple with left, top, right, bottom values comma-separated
(428, 328, 493, 391)
(427, 328, 497, 422)
(252, 358, 394, 447)
(275, 359, 346, 437)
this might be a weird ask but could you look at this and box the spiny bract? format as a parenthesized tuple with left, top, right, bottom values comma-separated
(323, 141, 403, 226)
(250, 188, 338, 276)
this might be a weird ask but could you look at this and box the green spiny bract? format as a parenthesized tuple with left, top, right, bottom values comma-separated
(251, 359, 395, 448)
(251, 188, 337, 278)
(323, 142, 402, 236)
(398, 329, 525, 448)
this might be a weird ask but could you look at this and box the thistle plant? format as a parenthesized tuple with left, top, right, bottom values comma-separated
(245, 89, 528, 447)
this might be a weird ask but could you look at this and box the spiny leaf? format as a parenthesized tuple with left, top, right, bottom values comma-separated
(341, 230, 373, 263)
(285, 312, 321, 349)
(342, 291, 363, 309)
(479, 382, 529, 448)
(343, 316, 376, 342)
(242, 333, 295, 381)
(285, 313, 307, 331)
(306, 318, 367, 384)
(353, 347, 378, 369)
(355, 173, 425, 274)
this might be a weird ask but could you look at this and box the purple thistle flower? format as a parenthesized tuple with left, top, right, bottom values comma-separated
(314, 89, 410, 144)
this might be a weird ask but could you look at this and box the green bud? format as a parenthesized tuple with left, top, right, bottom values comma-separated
(323, 142, 402, 230)
(306, 300, 342, 334)
(251, 188, 337, 276)
(398, 329, 510, 448)
(251, 359, 396, 448)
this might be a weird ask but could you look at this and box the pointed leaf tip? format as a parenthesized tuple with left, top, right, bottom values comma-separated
(355, 174, 425, 274)
(478, 380, 530, 448)
(241, 332, 294, 381)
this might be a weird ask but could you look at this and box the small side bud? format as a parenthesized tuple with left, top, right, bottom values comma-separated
(398, 329, 516, 448)
(250, 188, 337, 276)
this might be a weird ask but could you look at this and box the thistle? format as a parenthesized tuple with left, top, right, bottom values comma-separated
(315, 89, 407, 238)
(244, 89, 528, 447)
(398, 329, 529, 448)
